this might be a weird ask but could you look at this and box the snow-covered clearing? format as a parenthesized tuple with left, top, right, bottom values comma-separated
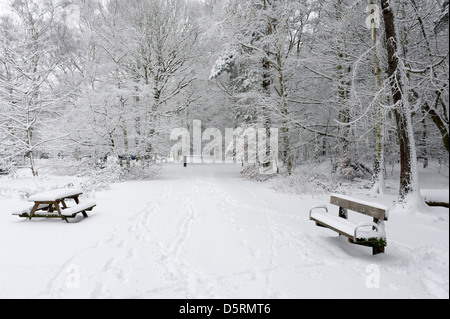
(0, 164, 448, 299)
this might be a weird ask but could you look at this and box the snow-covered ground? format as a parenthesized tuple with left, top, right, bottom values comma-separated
(0, 163, 448, 299)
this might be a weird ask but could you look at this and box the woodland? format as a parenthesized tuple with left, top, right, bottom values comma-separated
(0, 0, 449, 202)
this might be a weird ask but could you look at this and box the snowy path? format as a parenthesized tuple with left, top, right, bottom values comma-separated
(0, 164, 448, 299)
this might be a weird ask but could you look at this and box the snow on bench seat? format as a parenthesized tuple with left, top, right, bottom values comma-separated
(61, 201, 96, 217)
(28, 189, 83, 202)
(311, 211, 385, 241)
(12, 204, 50, 216)
(311, 211, 356, 238)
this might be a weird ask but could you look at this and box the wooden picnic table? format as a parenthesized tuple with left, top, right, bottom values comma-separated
(13, 189, 96, 223)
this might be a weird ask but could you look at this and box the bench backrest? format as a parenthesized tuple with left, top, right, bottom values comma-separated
(330, 195, 388, 221)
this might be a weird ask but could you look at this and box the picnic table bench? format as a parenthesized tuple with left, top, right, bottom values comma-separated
(13, 189, 96, 223)
(310, 194, 389, 255)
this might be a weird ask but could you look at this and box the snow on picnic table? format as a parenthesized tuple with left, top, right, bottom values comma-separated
(0, 164, 448, 299)
(28, 188, 83, 202)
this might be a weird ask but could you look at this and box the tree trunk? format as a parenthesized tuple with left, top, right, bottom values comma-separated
(421, 108, 429, 169)
(335, 0, 350, 155)
(380, 0, 419, 201)
(370, 1, 386, 194)
(408, 0, 449, 153)
(422, 99, 449, 152)
(276, 52, 292, 175)
(260, 0, 274, 171)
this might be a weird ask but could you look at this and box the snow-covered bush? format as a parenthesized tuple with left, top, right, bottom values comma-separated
(240, 165, 274, 182)
(78, 158, 126, 193)
(336, 154, 359, 181)
(210, 50, 236, 80)
(335, 154, 373, 181)
(270, 164, 373, 197)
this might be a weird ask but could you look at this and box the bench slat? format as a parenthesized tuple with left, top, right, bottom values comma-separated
(311, 212, 385, 240)
(311, 212, 355, 238)
(61, 201, 96, 217)
(330, 195, 388, 221)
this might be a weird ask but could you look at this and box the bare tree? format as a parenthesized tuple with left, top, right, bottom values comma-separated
(0, 0, 66, 176)
(380, 0, 420, 201)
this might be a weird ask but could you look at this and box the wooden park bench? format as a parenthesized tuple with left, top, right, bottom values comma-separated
(421, 189, 449, 208)
(13, 189, 96, 223)
(310, 194, 389, 255)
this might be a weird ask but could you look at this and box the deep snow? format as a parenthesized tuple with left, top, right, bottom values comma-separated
(0, 163, 448, 299)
